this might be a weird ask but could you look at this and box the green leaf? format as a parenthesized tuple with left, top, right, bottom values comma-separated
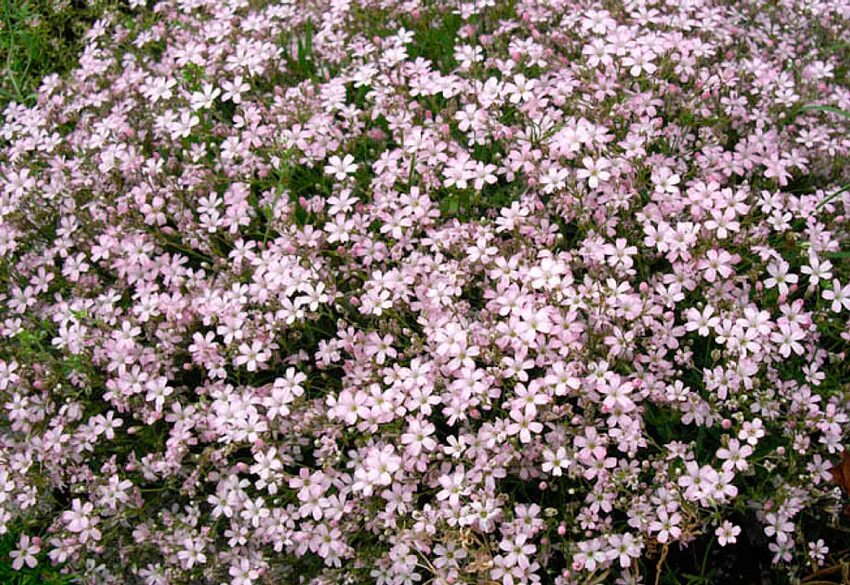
(798, 104, 850, 119)
(448, 197, 459, 214)
(816, 183, 850, 210)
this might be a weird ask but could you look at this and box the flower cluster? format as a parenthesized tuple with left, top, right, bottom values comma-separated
(0, 0, 849, 583)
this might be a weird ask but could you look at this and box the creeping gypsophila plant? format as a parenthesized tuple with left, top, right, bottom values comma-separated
(0, 0, 849, 583)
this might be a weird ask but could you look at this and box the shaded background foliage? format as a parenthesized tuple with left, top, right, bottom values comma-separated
(0, 0, 127, 108)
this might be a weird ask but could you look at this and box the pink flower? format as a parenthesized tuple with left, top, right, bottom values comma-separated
(698, 249, 739, 282)
(436, 467, 466, 506)
(715, 521, 741, 546)
(685, 305, 720, 336)
(229, 559, 260, 585)
(499, 534, 536, 569)
(607, 533, 642, 568)
(542, 447, 570, 476)
(61, 499, 101, 543)
(823, 279, 850, 312)
(649, 508, 682, 543)
(622, 47, 656, 76)
(577, 156, 611, 189)
(764, 260, 797, 295)
(234, 340, 271, 372)
(401, 418, 436, 456)
(507, 408, 543, 443)
(10, 534, 39, 571)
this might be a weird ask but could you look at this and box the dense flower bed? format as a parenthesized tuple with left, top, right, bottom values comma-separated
(1, 0, 850, 583)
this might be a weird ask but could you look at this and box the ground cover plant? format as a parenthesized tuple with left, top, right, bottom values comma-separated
(1, 0, 850, 583)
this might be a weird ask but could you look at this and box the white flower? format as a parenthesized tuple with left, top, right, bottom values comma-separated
(542, 447, 570, 476)
(325, 154, 358, 180)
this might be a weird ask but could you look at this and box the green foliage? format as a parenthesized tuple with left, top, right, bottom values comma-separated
(405, 11, 462, 73)
(0, 0, 123, 108)
(799, 104, 850, 119)
(279, 17, 320, 83)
